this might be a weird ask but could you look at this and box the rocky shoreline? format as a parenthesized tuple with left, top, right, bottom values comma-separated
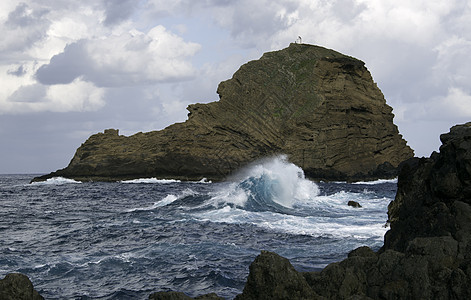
(32, 43, 413, 184)
(3, 122, 471, 299)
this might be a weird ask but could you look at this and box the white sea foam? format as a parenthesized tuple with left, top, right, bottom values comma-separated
(197, 178, 212, 183)
(327, 178, 398, 185)
(120, 178, 181, 184)
(352, 178, 398, 185)
(194, 200, 389, 241)
(126, 194, 178, 212)
(30, 177, 81, 185)
(195, 179, 391, 241)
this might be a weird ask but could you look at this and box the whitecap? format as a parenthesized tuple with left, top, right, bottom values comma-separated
(120, 178, 181, 184)
(196, 178, 212, 183)
(30, 177, 81, 185)
(126, 189, 198, 212)
(352, 178, 398, 185)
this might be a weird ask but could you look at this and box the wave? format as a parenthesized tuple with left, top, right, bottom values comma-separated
(210, 155, 319, 214)
(120, 177, 211, 184)
(126, 189, 198, 212)
(352, 178, 397, 185)
(120, 178, 181, 184)
(194, 203, 389, 241)
(30, 177, 82, 185)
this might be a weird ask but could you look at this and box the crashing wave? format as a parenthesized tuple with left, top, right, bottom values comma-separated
(211, 155, 319, 213)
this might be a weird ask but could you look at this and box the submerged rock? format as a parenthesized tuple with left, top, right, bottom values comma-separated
(234, 122, 471, 300)
(348, 200, 362, 208)
(0, 273, 44, 300)
(33, 43, 412, 183)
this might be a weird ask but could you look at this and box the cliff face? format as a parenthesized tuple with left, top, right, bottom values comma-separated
(34, 43, 413, 182)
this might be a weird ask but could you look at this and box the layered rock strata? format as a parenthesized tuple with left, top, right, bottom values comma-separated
(33, 43, 412, 183)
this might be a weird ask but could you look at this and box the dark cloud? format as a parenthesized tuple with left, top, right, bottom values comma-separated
(35, 41, 89, 85)
(6, 3, 47, 28)
(103, 0, 139, 26)
(7, 65, 27, 77)
(35, 27, 199, 87)
(218, 1, 299, 47)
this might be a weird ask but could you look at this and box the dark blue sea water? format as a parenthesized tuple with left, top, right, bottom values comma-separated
(0, 157, 396, 299)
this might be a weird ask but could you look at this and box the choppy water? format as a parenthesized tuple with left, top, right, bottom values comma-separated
(0, 156, 396, 299)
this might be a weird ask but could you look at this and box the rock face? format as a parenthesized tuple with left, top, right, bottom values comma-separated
(235, 122, 471, 299)
(0, 273, 44, 300)
(33, 43, 412, 183)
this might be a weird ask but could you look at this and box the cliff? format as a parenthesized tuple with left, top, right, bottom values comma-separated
(33, 43, 413, 183)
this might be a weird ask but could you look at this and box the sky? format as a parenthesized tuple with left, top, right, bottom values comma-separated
(1, 0, 470, 174)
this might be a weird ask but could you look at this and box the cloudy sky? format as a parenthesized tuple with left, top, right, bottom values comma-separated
(1, 0, 470, 174)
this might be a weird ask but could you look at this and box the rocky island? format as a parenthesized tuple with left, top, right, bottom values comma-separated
(32, 43, 413, 183)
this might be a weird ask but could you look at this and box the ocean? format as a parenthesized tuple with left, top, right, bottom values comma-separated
(0, 156, 396, 299)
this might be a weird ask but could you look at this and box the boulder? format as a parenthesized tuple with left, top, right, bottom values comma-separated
(33, 43, 412, 183)
(235, 251, 319, 300)
(348, 200, 362, 208)
(0, 273, 44, 300)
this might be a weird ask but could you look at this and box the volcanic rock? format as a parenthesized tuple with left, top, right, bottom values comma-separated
(32, 43, 412, 183)
(235, 251, 319, 300)
(0, 273, 44, 300)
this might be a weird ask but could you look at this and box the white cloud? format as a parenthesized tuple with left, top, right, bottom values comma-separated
(2, 78, 105, 114)
(431, 87, 471, 119)
(36, 25, 201, 87)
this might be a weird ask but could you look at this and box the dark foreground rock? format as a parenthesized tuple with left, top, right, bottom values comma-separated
(33, 43, 412, 183)
(0, 273, 43, 300)
(233, 122, 471, 299)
